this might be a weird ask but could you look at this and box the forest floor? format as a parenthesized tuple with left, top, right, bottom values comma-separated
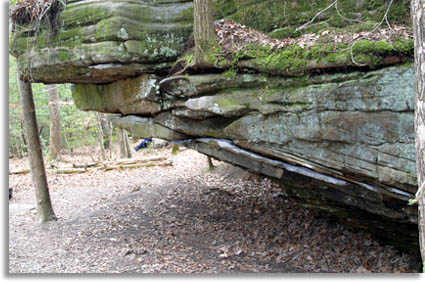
(8, 145, 422, 273)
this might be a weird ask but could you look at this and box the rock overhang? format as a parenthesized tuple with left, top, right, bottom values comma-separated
(9, 0, 419, 252)
(10, 0, 194, 84)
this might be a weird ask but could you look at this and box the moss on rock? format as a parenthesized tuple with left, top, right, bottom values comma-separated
(233, 36, 413, 75)
(215, 0, 411, 36)
(10, 0, 413, 83)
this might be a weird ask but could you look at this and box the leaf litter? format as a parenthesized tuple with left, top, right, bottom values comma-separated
(215, 19, 412, 53)
(8, 146, 421, 273)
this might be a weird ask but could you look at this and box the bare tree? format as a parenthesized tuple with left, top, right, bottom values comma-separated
(18, 74, 56, 223)
(46, 84, 61, 161)
(411, 0, 425, 266)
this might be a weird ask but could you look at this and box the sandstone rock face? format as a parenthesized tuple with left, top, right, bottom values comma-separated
(72, 74, 162, 115)
(10, 0, 418, 251)
(76, 65, 416, 194)
(10, 0, 193, 84)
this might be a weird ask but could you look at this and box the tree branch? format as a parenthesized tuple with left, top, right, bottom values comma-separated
(295, 0, 338, 32)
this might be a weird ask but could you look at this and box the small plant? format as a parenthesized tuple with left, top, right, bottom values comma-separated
(171, 144, 180, 155)
(222, 68, 237, 79)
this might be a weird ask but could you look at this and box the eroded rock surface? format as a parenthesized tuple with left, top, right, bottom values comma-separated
(10, 0, 193, 83)
(9, 0, 418, 251)
(89, 64, 418, 251)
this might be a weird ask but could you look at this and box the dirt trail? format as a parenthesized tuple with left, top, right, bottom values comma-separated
(8, 147, 420, 273)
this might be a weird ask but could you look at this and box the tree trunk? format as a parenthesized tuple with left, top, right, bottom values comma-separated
(118, 127, 133, 159)
(100, 114, 112, 150)
(207, 156, 215, 170)
(97, 113, 107, 161)
(412, 0, 425, 265)
(193, 0, 216, 65)
(17, 75, 56, 223)
(18, 100, 28, 153)
(124, 130, 134, 158)
(46, 84, 61, 161)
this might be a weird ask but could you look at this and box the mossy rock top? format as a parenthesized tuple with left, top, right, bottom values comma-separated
(9, 0, 412, 84)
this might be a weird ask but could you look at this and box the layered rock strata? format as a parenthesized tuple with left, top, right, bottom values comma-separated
(10, 0, 418, 251)
(9, 0, 194, 83)
(76, 64, 418, 251)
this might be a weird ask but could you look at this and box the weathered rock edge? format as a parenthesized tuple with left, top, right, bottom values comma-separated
(9, 0, 194, 83)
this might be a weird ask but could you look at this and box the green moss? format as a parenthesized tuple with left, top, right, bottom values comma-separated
(71, 84, 105, 111)
(239, 44, 307, 74)
(216, 97, 240, 108)
(10, 0, 414, 82)
(60, 4, 111, 28)
(215, 0, 410, 34)
(301, 22, 331, 37)
(183, 52, 195, 65)
(266, 49, 307, 72)
(56, 49, 76, 62)
(393, 38, 414, 55)
(178, 6, 194, 23)
(268, 27, 295, 39)
(232, 36, 413, 75)
(95, 18, 123, 41)
(57, 26, 83, 42)
(222, 68, 237, 79)
(343, 21, 379, 33)
(352, 40, 376, 53)
(375, 40, 394, 53)
(323, 51, 350, 65)
(352, 39, 413, 56)
(203, 45, 231, 67)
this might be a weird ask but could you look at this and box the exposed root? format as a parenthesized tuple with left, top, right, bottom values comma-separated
(10, 0, 66, 33)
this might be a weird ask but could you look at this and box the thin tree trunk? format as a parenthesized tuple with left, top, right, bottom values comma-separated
(17, 75, 56, 223)
(13, 135, 23, 158)
(124, 130, 134, 158)
(118, 127, 125, 159)
(46, 84, 61, 161)
(412, 0, 425, 264)
(207, 156, 215, 170)
(96, 113, 106, 161)
(19, 116, 27, 153)
(63, 128, 70, 153)
(102, 114, 113, 159)
(100, 114, 112, 150)
(118, 127, 133, 159)
(17, 135, 24, 158)
(194, 0, 216, 66)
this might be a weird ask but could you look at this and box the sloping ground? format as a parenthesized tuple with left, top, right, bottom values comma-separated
(8, 148, 421, 273)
